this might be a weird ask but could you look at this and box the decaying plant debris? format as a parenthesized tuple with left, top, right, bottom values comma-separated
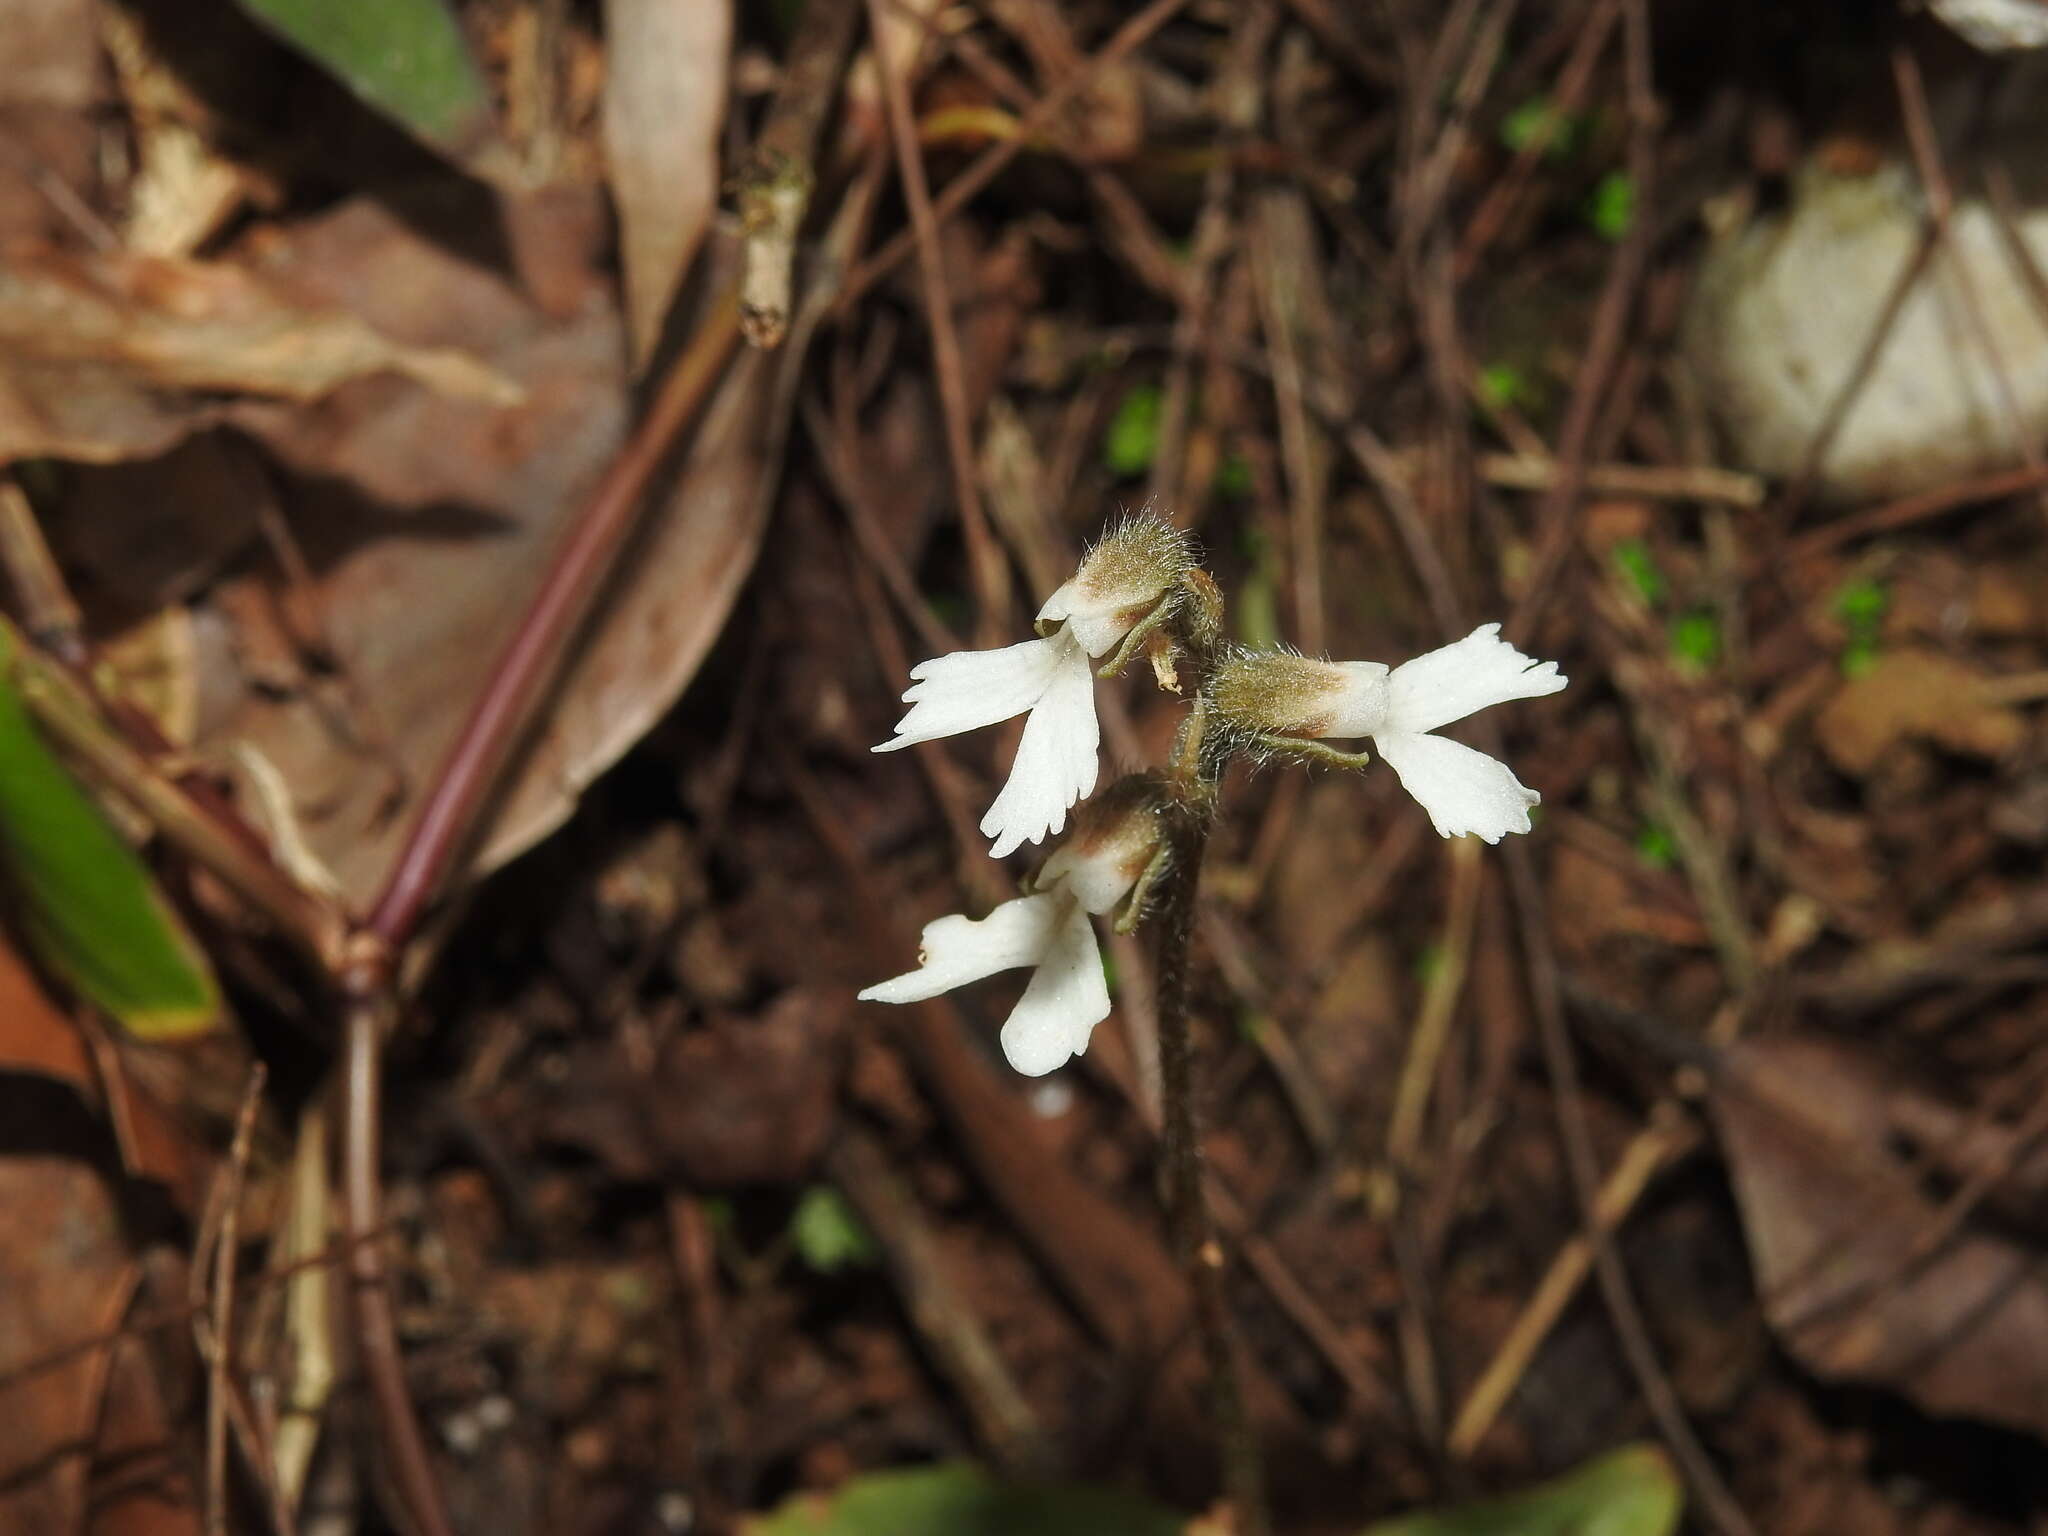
(6, 2, 2048, 1533)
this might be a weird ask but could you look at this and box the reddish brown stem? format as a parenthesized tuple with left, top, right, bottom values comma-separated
(369, 288, 742, 946)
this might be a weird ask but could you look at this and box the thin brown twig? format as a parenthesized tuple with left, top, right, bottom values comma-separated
(860, 0, 1011, 644)
(1782, 460, 2048, 559)
(828, 1130, 1044, 1464)
(340, 979, 452, 1536)
(0, 475, 84, 663)
(1506, 838, 1756, 1536)
(203, 1064, 267, 1536)
(837, 0, 1199, 309)
(1447, 1108, 1698, 1456)
(1455, 0, 1626, 276)
(1504, 0, 1657, 646)
(1147, 3, 1274, 513)
(1890, 47, 2048, 529)
(367, 288, 742, 945)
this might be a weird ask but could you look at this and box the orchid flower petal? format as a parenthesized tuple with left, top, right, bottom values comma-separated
(857, 893, 1060, 1004)
(873, 634, 1070, 752)
(1385, 623, 1567, 737)
(981, 628, 1101, 858)
(999, 897, 1110, 1075)
(1372, 730, 1541, 843)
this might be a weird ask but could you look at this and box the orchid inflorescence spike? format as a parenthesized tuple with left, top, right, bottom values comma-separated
(861, 513, 1567, 1076)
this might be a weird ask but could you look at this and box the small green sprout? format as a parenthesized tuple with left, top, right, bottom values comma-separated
(1478, 361, 1539, 413)
(1832, 576, 1888, 678)
(1103, 382, 1163, 477)
(790, 1186, 877, 1274)
(1610, 538, 1666, 608)
(1633, 822, 1677, 870)
(1500, 97, 1582, 160)
(1588, 171, 1635, 241)
(1668, 610, 1720, 674)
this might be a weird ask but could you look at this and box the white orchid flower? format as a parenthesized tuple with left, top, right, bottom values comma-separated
(1217, 624, 1567, 843)
(872, 517, 1193, 858)
(872, 625, 1101, 858)
(858, 787, 1164, 1075)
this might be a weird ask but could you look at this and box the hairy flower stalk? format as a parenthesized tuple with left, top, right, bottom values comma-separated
(859, 513, 1568, 1534)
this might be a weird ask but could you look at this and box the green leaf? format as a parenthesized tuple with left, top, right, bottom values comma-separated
(0, 631, 218, 1039)
(743, 1461, 1185, 1536)
(1832, 577, 1889, 629)
(1668, 610, 1720, 674)
(1477, 362, 1538, 413)
(1102, 383, 1163, 478)
(791, 1186, 877, 1274)
(1500, 98, 1582, 160)
(1362, 1444, 1682, 1536)
(1609, 539, 1665, 608)
(1587, 171, 1635, 241)
(1633, 822, 1676, 870)
(1831, 576, 1888, 676)
(235, 0, 493, 163)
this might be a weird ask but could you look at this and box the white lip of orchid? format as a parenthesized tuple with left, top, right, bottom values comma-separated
(1035, 579, 1134, 659)
(1318, 624, 1568, 844)
(857, 844, 1140, 1075)
(873, 624, 1102, 858)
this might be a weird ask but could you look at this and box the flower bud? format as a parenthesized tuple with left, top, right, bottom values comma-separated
(1035, 515, 1195, 658)
(1033, 774, 1166, 916)
(1211, 649, 1390, 740)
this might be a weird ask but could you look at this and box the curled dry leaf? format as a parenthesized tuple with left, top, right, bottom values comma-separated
(0, 242, 520, 465)
(1713, 1034, 2048, 1441)
(602, 0, 731, 365)
(1814, 649, 2026, 776)
(190, 195, 776, 906)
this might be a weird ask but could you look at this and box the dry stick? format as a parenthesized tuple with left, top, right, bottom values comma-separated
(1385, 835, 1483, 1181)
(738, 0, 862, 347)
(0, 475, 84, 662)
(828, 1130, 1044, 1464)
(203, 1065, 268, 1536)
(1447, 1110, 1697, 1456)
(1770, 226, 1940, 531)
(1155, 683, 1268, 1536)
(1891, 48, 2048, 527)
(1250, 192, 1330, 655)
(1506, 843, 1756, 1536)
(1784, 459, 2048, 560)
(1503, 0, 1655, 647)
(837, 0, 1198, 309)
(1455, 0, 1626, 276)
(1147, 1, 1275, 514)
(368, 289, 741, 945)
(337, 983, 452, 1536)
(860, 0, 1011, 644)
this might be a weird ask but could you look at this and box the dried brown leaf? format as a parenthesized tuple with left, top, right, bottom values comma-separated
(1814, 648, 2026, 776)
(0, 1138, 199, 1536)
(602, 0, 731, 365)
(0, 242, 520, 465)
(1714, 1035, 2048, 1440)
(193, 197, 774, 906)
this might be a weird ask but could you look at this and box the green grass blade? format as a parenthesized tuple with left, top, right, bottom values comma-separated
(236, 0, 493, 162)
(0, 629, 219, 1039)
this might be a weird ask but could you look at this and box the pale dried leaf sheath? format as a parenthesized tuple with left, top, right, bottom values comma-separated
(0, 246, 520, 465)
(603, 0, 732, 365)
